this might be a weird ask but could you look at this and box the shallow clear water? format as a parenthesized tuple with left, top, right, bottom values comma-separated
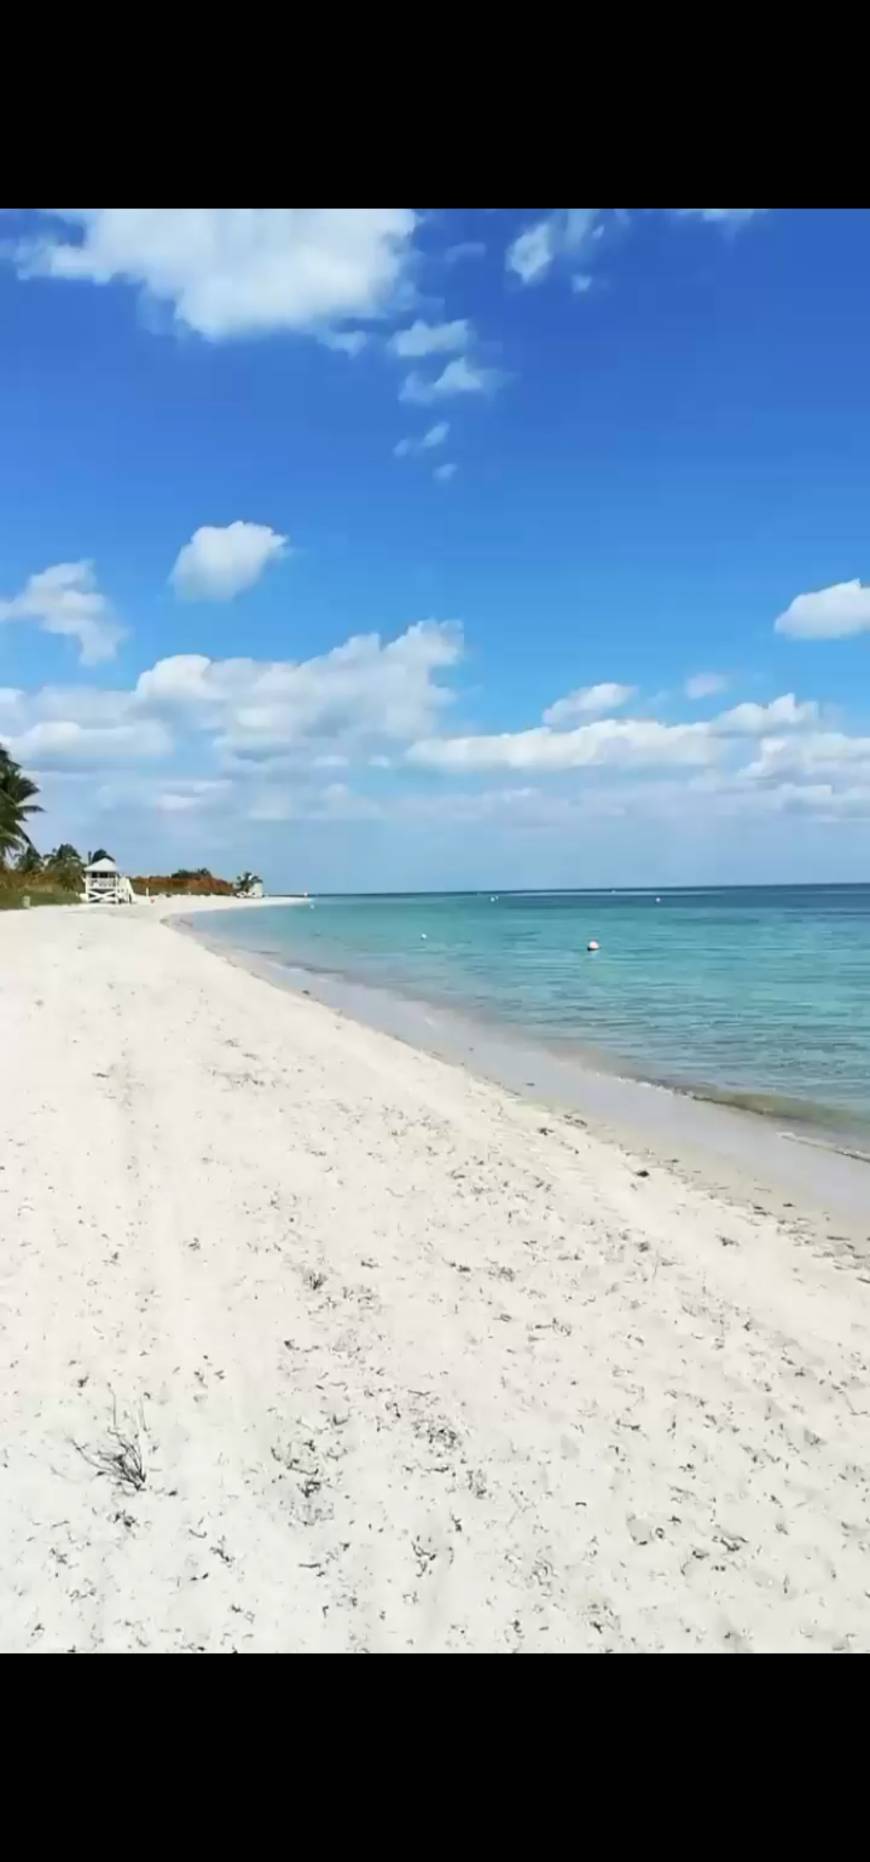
(200, 888, 870, 1136)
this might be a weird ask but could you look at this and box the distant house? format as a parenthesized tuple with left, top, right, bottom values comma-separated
(84, 857, 135, 906)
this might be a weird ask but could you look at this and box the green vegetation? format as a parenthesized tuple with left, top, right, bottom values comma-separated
(45, 844, 86, 891)
(2, 744, 245, 910)
(0, 886, 81, 911)
(1, 744, 42, 864)
(0, 747, 82, 908)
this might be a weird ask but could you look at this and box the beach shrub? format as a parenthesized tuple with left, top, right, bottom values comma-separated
(130, 870, 235, 897)
(0, 876, 80, 909)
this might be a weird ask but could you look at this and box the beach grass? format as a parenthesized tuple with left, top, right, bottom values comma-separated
(0, 885, 79, 910)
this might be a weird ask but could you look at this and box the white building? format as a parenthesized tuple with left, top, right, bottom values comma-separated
(84, 858, 135, 906)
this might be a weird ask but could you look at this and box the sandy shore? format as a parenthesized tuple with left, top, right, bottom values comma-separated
(2, 905, 870, 1653)
(152, 894, 308, 917)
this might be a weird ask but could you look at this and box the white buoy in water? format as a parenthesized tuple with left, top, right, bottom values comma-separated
(587, 940, 600, 953)
(421, 933, 428, 940)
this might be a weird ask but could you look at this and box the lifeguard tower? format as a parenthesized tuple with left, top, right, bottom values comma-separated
(84, 857, 135, 905)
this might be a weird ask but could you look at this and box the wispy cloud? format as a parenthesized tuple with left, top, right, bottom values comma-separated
(0, 561, 125, 665)
(544, 683, 636, 726)
(444, 240, 486, 266)
(320, 330, 369, 357)
(684, 672, 729, 700)
(507, 210, 603, 286)
(389, 319, 472, 359)
(505, 207, 766, 294)
(394, 422, 450, 460)
(400, 356, 505, 406)
(671, 209, 766, 229)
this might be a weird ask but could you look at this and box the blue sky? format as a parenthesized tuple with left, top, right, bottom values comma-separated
(2, 207, 869, 888)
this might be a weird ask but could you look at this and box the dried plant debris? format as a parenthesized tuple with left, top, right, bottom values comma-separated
(74, 1399, 147, 1494)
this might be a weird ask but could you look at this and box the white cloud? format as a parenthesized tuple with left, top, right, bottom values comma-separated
(672, 209, 765, 229)
(543, 682, 636, 726)
(409, 717, 719, 774)
(774, 579, 870, 640)
(0, 561, 124, 665)
(400, 356, 504, 405)
(12, 209, 417, 341)
(434, 463, 458, 483)
(0, 682, 133, 729)
(714, 694, 819, 735)
(389, 319, 472, 359)
(13, 590, 865, 850)
(407, 690, 820, 776)
(685, 672, 728, 700)
(8, 718, 170, 771)
(170, 522, 288, 603)
(742, 731, 870, 785)
(394, 421, 449, 459)
(135, 621, 463, 761)
(772, 783, 870, 820)
(3, 620, 465, 804)
(507, 210, 603, 286)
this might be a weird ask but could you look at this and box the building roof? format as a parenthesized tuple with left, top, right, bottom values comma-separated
(86, 858, 119, 874)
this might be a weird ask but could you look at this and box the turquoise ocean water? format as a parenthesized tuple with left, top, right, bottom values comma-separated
(198, 888, 870, 1140)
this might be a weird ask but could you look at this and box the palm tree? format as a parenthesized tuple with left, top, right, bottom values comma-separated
(234, 871, 262, 897)
(46, 844, 85, 892)
(0, 747, 42, 865)
(0, 805, 19, 865)
(16, 844, 43, 877)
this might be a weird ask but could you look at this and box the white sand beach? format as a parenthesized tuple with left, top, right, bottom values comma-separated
(2, 902, 870, 1654)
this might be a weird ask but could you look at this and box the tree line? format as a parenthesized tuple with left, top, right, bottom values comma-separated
(3, 742, 259, 900)
(2, 746, 108, 892)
